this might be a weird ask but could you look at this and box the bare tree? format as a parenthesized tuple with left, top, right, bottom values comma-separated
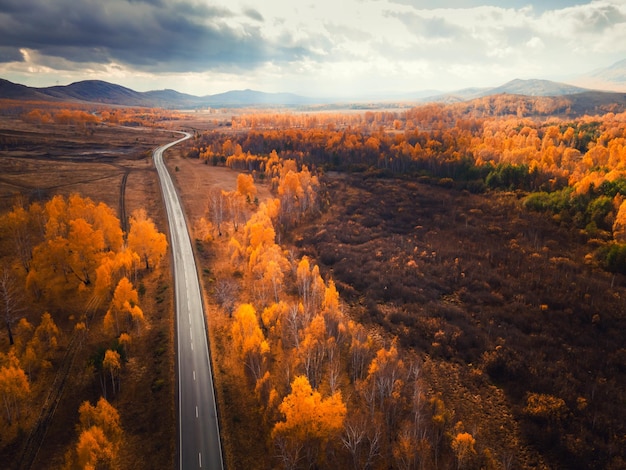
(207, 187, 228, 236)
(213, 278, 238, 316)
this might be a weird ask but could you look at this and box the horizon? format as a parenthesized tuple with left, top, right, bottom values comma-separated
(2, 74, 620, 102)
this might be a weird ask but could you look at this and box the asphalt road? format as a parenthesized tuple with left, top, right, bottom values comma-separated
(153, 133, 224, 470)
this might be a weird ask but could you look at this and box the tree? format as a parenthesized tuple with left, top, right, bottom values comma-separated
(613, 200, 626, 242)
(0, 352, 30, 425)
(237, 173, 257, 201)
(207, 187, 228, 237)
(231, 304, 270, 382)
(299, 314, 327, 389)
(103, 350, 121, 396)
(75, 397, 122, 469)
(103, 277, 144, 336)
(34, 312, 60, 351)
(0, 266, 25, 345)
(76, 425, 115, 470)
(127, 209, 167, 270)
(273, 375, 347, 468)
(451, 432, 476, 470)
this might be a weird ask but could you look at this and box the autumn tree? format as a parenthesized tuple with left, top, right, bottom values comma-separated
(127, 209, 167, 270)
(103, 350, 121, 396)
(25, 195, 126, 303)
(0, 201, 45, 272)
(73, 397, 123, 469)
(0, 351, 30, 425)
(299, 314, 327, 389)
(237, 173, 257, 202)
(272, 375, 347, 468)
(613, 200, 626, 242)
(0, 266, 25, 345)
(103, 277, 144, 336)
(231, 303, 270, 383)
(451, 431, 477, 470)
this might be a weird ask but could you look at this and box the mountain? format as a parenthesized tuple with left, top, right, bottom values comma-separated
(426, 78, 592, 103)
(202, 89, 316, 107)
(483, 78, 589, 96)
(575, 59, 626, 92)
(1, 76, 624, 111)
(0, 78, 317, 108)
(40, 80, 153, 106)
(0, 78, 50, 100)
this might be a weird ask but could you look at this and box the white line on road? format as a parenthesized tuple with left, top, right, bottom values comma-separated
(199, 452, 202, 468)
(193, 370, 196, 380)
(196, 405, 198, 418)
(191, 342, 194, 351)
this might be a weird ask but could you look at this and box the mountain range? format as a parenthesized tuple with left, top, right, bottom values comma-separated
(1, 59, 625, 108)
(0, 78, 318, 108)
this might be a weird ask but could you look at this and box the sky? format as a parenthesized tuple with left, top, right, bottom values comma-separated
(0, 0, 625, 98)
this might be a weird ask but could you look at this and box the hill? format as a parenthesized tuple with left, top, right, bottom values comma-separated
(575, 58, 626, 92)
(427, 78, 593, 103)
(1, 77, 625, 115)
(483, 78, 589, 96)
(0, 78, 315, 108)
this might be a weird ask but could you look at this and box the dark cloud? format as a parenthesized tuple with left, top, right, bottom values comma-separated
(0, 0, 312, 71)
(244, 8, 264, 22)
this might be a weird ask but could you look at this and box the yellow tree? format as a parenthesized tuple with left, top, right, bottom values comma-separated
(75, 397, 122, 469)
(299, 314, 327, 389)
(451, 432, 476, 470)
(0, 351, 30, 425)
(76, 426, 115, 470)
(231, 303, 270, 382)
(103, 350, 121, 396)
(237, 173, 257, 202)
(273, 375, 346, 468)
(127, 209, 167, 270)
(103, 277, 144, 336)
(613, 200, 626, 242)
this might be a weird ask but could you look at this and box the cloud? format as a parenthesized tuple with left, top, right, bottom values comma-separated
(244, 8, 264, 22)
(0, 0, 313, 72)
(1, 0, 626, 95)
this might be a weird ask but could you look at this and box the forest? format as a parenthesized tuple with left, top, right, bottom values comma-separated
(1, 92, 625, 469)
(181, 93, 626, 469)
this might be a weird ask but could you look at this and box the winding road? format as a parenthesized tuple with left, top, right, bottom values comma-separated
(153, 132, 224, 470)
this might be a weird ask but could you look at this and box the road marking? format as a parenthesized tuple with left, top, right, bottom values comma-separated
(193, 370, 196, 380)
(190, 327, 193, 340)
(196, 405, 199, 418)
(199, 452, 202, 467)
(191, 342, 194, 351)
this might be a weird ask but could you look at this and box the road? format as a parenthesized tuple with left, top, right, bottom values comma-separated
(153, 132, 224, 470)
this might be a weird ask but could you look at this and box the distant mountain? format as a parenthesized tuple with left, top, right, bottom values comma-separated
(483, 78, 589, 96)
(0, 78, 316, 108)
(41, 80, 153, 106)
(427, 79, 591, 103)
(1, 76, 624, 112)
(575, 59, 626, 92)
(202, 89, 316, 107)
(0, 78, 49, 100)
(142, 88, 205, 108)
